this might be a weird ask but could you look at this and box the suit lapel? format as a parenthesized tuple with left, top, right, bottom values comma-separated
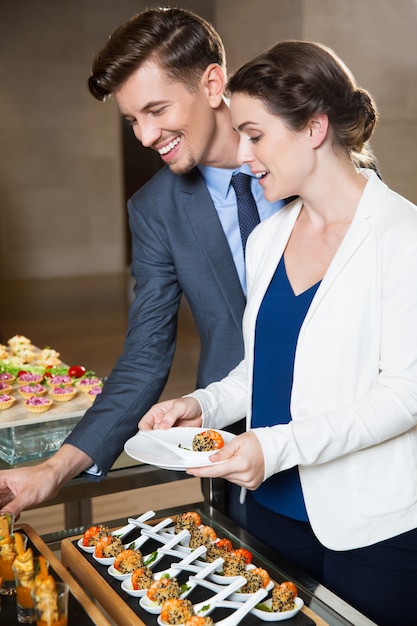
(179, 169, 246, 329)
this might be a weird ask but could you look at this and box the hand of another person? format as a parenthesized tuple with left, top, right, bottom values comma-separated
(186, 430, 265, 490)
(138, 397, 203, 431)
(0, 444, 93, 518)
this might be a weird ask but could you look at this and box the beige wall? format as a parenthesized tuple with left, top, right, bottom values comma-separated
(1, 0, 416, 280)
(216, 0, 417, 205)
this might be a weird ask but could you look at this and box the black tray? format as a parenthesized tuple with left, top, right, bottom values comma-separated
(72, 512, 315, 626)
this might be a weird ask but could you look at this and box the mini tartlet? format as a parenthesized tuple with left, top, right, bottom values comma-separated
(0, 372, 16, 385)
(25, 396, 53, 413)
(47, 374, 72, 387)
(18, 384, 47, 399)
(17, 372, 44, 385)
(48, 385, 77, 402)
(0, 394, 16, 410)
(87, 385, 103, 401)
(76, 377, 102, 392)
(0, 382, 13, 394)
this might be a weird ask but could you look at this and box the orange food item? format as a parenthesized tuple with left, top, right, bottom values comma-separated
(94, 535, 112, 557)
(278, 580, 297, 598)
(216, 538, 233, 551)
(232, 548, 253, 564)
(250, 567, 270, 587)
(16, 584, 34, 609)
(0, 557, 14, 581)
(205, 429, 225, 449)
(37, 618, 67, 626)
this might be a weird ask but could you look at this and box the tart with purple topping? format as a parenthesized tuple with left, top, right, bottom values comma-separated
(0, 394, 15, 410)
(18, 384, 47, 399)
(76, 377, 102, 392)
(48, 385, 77, 402)
(87, 385, 103, 401)
(25, 396, 53, 413)
(0, 381, 13, 395)
(47, 374, 72, 387)
(0, 372, 15, 385)
(17, 371, 44, 385)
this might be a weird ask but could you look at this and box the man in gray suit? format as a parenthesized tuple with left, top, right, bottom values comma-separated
(0, 7, 284, 516)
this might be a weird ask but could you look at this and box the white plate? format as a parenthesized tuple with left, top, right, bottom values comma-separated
(251, 596, 304, 621)
(124, 428, 235, 470)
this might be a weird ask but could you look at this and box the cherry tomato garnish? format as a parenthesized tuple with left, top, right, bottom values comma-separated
(68, 365, 86, 378)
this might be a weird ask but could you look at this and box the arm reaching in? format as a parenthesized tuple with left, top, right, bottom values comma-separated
(139, 397, 203, 431)
(0, 444, 93, 518)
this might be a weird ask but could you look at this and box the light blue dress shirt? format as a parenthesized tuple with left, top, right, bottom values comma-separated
(197, 164, 285, 294)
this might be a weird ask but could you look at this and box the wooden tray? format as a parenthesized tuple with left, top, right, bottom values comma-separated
(1, 524, 111, 626)
(61, 513, 327, 626)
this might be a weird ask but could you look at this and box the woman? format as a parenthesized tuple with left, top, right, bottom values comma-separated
(140, 41, 417, 625)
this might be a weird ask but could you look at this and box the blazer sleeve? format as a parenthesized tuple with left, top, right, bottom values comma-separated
(64, 185, 182, 476)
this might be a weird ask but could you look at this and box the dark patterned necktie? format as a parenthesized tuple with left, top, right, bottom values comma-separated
(231, 172, 260, 254)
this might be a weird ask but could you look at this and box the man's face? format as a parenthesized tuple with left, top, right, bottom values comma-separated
(114, 61, 219, 174)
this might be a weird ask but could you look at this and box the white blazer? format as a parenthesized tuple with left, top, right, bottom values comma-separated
(192, 170, 417, 550)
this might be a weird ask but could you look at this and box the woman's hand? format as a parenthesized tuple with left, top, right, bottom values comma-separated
(139, 397, 203, 431)
(187, 430, 265, 490)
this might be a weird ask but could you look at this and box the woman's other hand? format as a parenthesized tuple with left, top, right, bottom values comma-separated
(187, 430, 265, 490)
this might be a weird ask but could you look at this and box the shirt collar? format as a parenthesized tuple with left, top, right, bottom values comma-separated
(197, 164, 254, 200)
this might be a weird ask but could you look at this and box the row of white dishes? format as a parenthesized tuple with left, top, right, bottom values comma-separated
(77, 510, 303, 623)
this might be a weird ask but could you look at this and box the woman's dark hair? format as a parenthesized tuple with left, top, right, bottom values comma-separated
(88, 7, 226, 101)
(228, 41, 379, 168)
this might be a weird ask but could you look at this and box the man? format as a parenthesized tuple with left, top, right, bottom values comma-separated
(0, 7, 284, 517)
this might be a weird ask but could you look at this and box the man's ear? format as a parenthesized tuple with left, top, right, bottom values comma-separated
(202, 63, 226, 107)
(308, 114, 329, 148)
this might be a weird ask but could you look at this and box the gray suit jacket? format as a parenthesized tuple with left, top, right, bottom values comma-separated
(65, 166, 246, 476)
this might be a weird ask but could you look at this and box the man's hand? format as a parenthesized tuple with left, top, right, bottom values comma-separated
(0, 444, 93, 518)
(139, 397, 203, 431)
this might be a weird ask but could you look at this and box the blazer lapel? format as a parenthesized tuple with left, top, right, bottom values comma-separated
(179, 169, 246, 330)
(305, 170, 386, 321)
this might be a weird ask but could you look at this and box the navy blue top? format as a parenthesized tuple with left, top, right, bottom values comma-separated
(251, 257, 320, 521)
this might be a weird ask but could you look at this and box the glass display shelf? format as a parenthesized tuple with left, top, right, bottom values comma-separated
(0, 389, 91, 464)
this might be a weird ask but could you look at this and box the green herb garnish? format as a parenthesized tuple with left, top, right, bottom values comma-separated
(144, 551, 158, 566)
(255, 603, 273, 612)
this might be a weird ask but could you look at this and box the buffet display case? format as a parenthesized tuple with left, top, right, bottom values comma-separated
(0, 392, 91, 464)
(61, 503, 377, 626)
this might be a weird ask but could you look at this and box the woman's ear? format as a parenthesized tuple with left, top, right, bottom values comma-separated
(202, 63, 226, 107)
(308, 114, 329, 148)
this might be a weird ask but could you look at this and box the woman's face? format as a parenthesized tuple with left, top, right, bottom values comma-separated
(231, 93, 313, 202)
